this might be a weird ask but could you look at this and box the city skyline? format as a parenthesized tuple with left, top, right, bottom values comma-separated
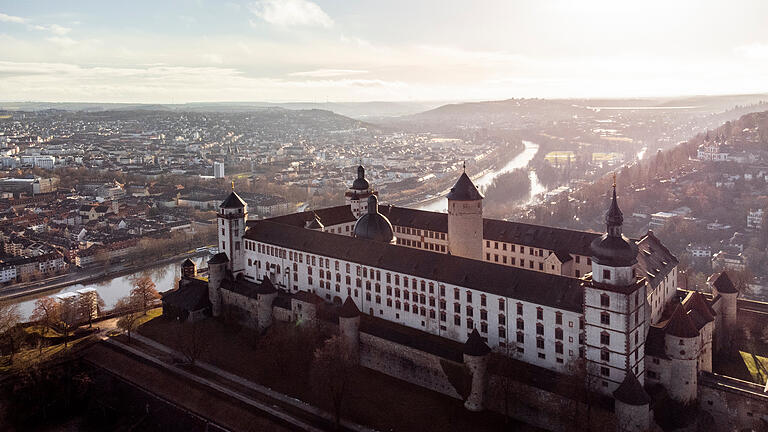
(2, 0, 768, 103)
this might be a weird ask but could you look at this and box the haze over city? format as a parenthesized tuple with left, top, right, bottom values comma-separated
(3, 0, 768, 103)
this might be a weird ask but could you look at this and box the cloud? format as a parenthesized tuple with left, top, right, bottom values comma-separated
(0, 12, 26, 24)
(289, 69, 367, 78)
(33, 24, 72, 35)
(248, 0, 333, 28)
(46, 36, 77, 47)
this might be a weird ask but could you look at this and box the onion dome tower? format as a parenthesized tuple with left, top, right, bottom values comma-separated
(353, 195, 395, 244)
(583, 176, 647, 396)
(345, 165, 376, 218)
(447, 163, 484, 260)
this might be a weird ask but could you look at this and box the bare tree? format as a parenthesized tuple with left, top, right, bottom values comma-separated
(489, 343, 523, 425)
(310, 335, 355, 430)
(58, 300, 78, 349)
(0, 302, 21, 364)
(115, 296, 141, 343)
(130, 275, 160, 313)
(30, 297, 61, 339)
(75, 291, 105, 328)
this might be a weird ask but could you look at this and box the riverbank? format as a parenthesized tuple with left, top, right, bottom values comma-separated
(0, 249, 212, 303)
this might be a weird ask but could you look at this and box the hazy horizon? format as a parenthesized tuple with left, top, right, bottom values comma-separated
(3, 0, 768, 103)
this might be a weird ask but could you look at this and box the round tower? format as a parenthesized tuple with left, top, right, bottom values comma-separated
(447, 167, 484, 260)
(255, 277, 277, 332)
(181, 258, 197, 278)
(709, 271, 738, 343)
(338, 296, 361, 363)
(664, 305, 700, 403)
(613, 369, 651, 432)
(208, 252, 229, 317)
(463, 329, 491, 411)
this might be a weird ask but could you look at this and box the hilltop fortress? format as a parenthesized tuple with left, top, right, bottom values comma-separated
(164, 166, 767, 431)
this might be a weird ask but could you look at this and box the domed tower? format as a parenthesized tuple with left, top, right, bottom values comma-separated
(218, 185, 247, 276)
(345, 165, 376, 218)
(353, 195, 395, 244)
(447, 167, 483, 260)
(663, 305, 700, 403)
(583, 179, 647, 395)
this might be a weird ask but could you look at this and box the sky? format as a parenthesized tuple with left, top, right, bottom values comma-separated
(1, 0, 768, 103)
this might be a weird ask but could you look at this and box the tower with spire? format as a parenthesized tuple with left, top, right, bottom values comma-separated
(345, 165, 376, 218)
(446, 164, 484, 260)
(582, 177, 647, 395)
(217, 183, 248, 276)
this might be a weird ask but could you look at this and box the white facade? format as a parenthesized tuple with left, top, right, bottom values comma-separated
(747, 208, 763, 230)
(213, 162, 225, 179)
(241, 238, 584, 374)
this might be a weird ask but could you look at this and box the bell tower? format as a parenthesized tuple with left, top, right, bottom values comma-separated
(218, 182, 248, 276)
(583, 177, 646, 395)
(345, 165, 376, 218)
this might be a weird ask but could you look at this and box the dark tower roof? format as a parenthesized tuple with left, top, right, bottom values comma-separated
(463, 329, 491, 356)
(663, 305, 699, 338)
(254, 277, 277, 294)
(220, 191, 246, 209)
(208, 252, 229, 265)
(339, 296, 361, 318)
(182, 258, 195, 268)
(351, 165, 370, 191)
(712, 271, 737, 294)
(613, 369, 650, 406)
(353, 195, 394, 243)
(590, 182, 638, 267)
(446, 172, 484, 201)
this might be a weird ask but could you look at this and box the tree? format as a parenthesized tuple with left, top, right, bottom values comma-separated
(488, 343, 524, 425)
(0, 302, 21, 364)
(130, 275, 160, 313)
(115, 296, 142, 343)
(30, 297, 61, 339)
(75, 291, 105, 328)
(310, 336, 355, 430)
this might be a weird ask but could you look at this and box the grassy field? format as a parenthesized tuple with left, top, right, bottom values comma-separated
(740, 351, 768, 385)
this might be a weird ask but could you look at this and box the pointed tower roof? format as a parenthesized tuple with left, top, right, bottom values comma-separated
(711, 271, 737, 294)
(339, 296, 361, 318)
(605, 182, 624, 229)
(590, 179, 637, 267)
(208, 252, 229, 265)
(254, 276, 277, 294)
(446, 172, 484, 201)
(181, 258, 195, 267)
(663, 305, 699, 338)
(613, 369, 650, 406)
(220, 191, 246, 209)
(682, 291, 715, 329)
(463, 329, 491, 356)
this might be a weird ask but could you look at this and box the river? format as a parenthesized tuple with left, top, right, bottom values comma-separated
(13, 254, 212, 321)
(417, 140, 541, 212)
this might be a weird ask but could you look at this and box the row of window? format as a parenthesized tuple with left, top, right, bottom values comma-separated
(396, 237, 447, 252)
(394, 226, 446, 240)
